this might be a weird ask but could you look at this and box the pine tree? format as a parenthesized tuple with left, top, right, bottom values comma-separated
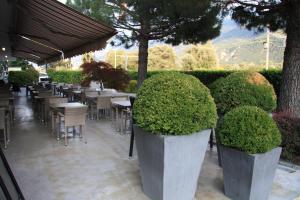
(66, 0, 222, 87)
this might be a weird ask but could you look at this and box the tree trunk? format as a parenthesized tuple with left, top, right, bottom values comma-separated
(137, 36, 149, 88)
(278, 3, 300, 117)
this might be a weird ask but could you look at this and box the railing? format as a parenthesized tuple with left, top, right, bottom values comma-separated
(0, 147, 25, 200)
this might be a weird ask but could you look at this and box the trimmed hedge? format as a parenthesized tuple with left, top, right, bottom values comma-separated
(273, 113, 300, 164)
(47, 69, 84, 84)
(128, 69, 282, 97)
(46, 69, 282, 96)
(8, 69, 39, 86)
(133, 72, 217, 135)
(217, 106, 281, 154)
(210, 71, 277, 114)
(125, 80, 137, 93)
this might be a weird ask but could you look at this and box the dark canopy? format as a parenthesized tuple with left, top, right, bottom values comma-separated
(0, 0, 116, 64)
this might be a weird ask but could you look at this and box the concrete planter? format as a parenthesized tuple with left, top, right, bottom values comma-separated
(134, 125, 211, 200)
(219, 145, 282, 200)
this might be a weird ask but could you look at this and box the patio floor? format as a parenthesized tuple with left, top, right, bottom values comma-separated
(2, 89, 300, 200)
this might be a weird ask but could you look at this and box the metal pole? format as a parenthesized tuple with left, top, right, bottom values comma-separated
(125, 54, 128, 70)
(114, 50, 117, 68)
(266, 29, 270, 70)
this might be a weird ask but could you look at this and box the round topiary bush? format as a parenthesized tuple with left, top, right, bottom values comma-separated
(210, 71, 276, 114)
(217, 106, 281, 154)
(133, 72, 217, 135)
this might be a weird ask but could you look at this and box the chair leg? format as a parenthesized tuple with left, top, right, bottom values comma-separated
(83, 125, 87, 144)
(7, 117, 10, 143)
(79, 125, 83, 138)
(4, 126, 7, 149)
(57, 116, 61, 141)
(64, 125, 68, 146)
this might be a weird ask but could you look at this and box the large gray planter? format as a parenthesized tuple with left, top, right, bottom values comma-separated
(134, 125, 211, 200)
(219, 145, 282, 200)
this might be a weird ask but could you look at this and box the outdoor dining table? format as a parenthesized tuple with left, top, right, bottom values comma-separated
(111, 100, 134, 155)
(111, 100, 131, 130)
(49, 102, 87, 139)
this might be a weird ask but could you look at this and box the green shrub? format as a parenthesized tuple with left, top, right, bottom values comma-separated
(47, 69, 84, 84)
(133, 72, 217, 135)
(210, 71, 277, 114)
(8, 69, 39, 86)
(217, 106, 281, 154)
(125, 80, 137, 92)
(273, 112, 300, 164)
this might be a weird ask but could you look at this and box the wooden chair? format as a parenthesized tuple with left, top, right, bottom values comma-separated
(90, 96, 111, 120)
(0, 108, 10, 149)
(58, 106, 88, 146)
(48, 97, 68, 135)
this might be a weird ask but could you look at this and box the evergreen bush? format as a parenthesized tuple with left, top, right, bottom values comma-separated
(133, 72, 217, 135)
(217, 106, 281, 154)
(210, 71, 277, 114)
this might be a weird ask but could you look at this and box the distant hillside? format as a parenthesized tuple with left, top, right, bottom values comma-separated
(213, 19, 286, 68)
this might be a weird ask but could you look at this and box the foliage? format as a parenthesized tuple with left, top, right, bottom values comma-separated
(8, 58, 33, 71)
(260, 69, 282, 101)
(8, 69, 39, 86)
(47, 69, 84, 84)
(81, 61, 130, 90)
(222, 1, 287, 33)
(133, 72, 217, 135)
(217, 106, 281, 154)
(67, 0, 223, 86)
(66, 0, 113, 25)
(128, 69, 281, 96)
(49, 59, 72, 70)
(147, 45, 176, 70)
(210, 71, 277, 114)
(106, 45, 176, 71)
(125, 80, 137, 93)
(181, 54, 197, 71)
(105, 49, 138, 70)
(82, 52, 95, 63)
(182, 42, 217, 70)
(273, 112, 300, 165)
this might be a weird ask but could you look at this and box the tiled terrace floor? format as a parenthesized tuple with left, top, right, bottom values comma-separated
(2, 89, 300, 200)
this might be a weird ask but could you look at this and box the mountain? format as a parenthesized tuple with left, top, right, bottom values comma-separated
(213, 19, 286, 68)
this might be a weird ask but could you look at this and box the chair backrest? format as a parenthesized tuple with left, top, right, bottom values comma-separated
(84, 91, 98, 96)
(96, 96, 111, 110)
(48, 97, 68, 105)
(0, 108, 6, 129)
(38, 91, 52, 97)
(0, 93, 11, 98)
(64, 106, 87, 127)
(0, 100, 9, 107)
(110, 96, 129, 104)
(101, 89, 117, 95)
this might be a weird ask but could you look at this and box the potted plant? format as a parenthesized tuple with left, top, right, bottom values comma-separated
(133, 72, 217, 200)
(217, 106, 282, 200)
(210, 71, 277, 166)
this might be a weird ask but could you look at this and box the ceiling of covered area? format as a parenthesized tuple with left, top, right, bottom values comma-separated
(0, 0, 117, 65)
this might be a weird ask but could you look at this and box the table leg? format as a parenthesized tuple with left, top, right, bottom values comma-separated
(129, 125, 134, 157)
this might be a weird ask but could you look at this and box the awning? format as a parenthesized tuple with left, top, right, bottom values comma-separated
(0, 0, 117, 65)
